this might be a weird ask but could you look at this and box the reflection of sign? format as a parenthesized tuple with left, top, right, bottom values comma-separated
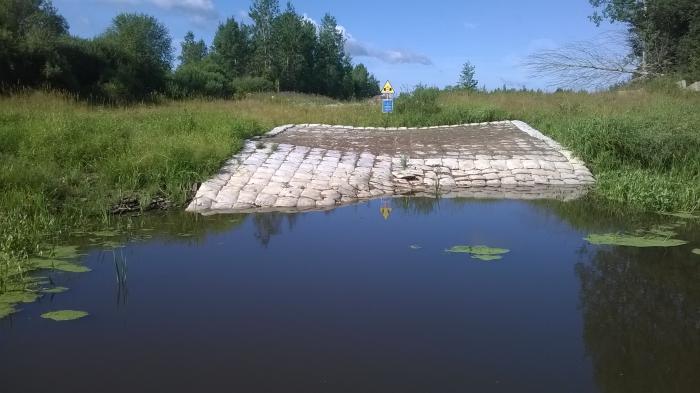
(380, 206, 392, 220)
(380, 199, 392, 220)
(382, 99, 394, 113)
(382, 81, 395, 95)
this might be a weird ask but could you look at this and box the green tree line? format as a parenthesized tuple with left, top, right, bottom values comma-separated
(0, 0, 380, 102)
(590, 0, 700, 80)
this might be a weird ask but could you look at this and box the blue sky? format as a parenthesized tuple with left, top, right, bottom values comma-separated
(54, 0, 624, 92)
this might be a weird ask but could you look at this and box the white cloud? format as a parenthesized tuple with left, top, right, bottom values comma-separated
(302, 15, 432, 66)
(345, 40, 433, 65)
(301, 13, 319, 30)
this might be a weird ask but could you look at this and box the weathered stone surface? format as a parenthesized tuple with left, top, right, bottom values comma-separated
(187, 121, 595, 213)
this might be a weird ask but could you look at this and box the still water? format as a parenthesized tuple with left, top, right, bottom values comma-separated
(1, 198, 699, 393)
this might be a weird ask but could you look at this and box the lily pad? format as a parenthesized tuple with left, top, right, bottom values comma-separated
(646, 226, 677, 237)
(0, 303, 16, 319)
(31, 258, 91, 273)
(0, 291, 39, 304)
(0, 290, 41, 319)
(692, 249, 700, 255)
(585, 233, 687, 248)
(660, 212, 699, 220)
(41, 310, 89, 321)
(446, 245, 510, 255)
(41, 286, 69, 294)
(446, 245, 510, 261)
(50, 245, 82, 259)
(90, 230, 119, 237)
(471, 254, 503, 261)
(100, 241, 125, 249)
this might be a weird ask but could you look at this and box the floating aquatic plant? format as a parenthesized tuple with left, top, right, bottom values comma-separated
(41, 245, 83, 259)
(31, 258, 91, 273)
(0, 303, 15, 318)
(660, 212, 699, 220)
(0, 291, 39, 304)
(646, 226, 677, 238)
(446, 245, 510, 261)
(0, 291, 41, 319)
(100, 240, 125, 249)
(585, 233, 687, 248)
(90, 230, 120, 237)
(41, 286, 69, 294)
(41, 310, 88, 321)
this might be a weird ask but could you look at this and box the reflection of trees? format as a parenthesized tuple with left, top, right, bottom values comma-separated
(391, 197, 439, 216)
(252, 213, 298, 247)
(576, 247, 700, 393)
(531, 197, 659, 233)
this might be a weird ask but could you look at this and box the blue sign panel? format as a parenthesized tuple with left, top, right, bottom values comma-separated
(382, 99, 394, 113)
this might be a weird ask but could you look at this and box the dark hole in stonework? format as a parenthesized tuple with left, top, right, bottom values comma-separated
(402, 176, 420, 181)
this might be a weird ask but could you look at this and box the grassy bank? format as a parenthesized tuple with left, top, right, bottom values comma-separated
(1, 85, 699, 286)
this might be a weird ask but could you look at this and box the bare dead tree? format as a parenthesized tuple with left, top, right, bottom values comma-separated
(523, 31, 660, 90)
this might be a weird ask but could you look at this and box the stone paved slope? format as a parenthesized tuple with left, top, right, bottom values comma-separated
(187, 121, 595, 214)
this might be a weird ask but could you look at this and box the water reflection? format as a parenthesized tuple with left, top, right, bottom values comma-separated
(6, 197, 697, 392)
(577, 245, 700, 393)
(252, 212, 298, 247)
(391, 196, 440, 215)
(545, 198, 700, 393)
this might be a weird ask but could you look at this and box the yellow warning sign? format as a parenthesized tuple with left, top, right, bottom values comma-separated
(382, 81, 395, 95)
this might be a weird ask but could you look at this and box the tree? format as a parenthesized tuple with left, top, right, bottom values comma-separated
(524, 32, 643, 89)
(589, 0, 700, 79)
(249, 0, 279, 79)
(179, 31, 207, 66)
(314, 13, 347, 97)
(271, 3, 317, 92)
(97, 13, 173, 100)
(0, 0, 68, 88)
(458, 61, 478, 90)
(211, 18, 251, 78)
(351, 64, 380, 99)
(170, 58, 229, 98)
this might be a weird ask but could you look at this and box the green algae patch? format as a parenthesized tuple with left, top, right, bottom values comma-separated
(41, 310, 88, 321)
(585, 233, 687, 248)
(692, 249, 700, 255)
(31, 258, 91, 273)
(446, 245, 510, 261)
(41, 286, 69, 294)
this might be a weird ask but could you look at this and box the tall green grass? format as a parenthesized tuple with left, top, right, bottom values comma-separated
(1, 85, 699, 285)
(0, 92, 265, 278)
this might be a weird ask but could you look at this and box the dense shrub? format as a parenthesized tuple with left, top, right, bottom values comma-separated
(395, 86, 442, 116)
(169, 61, 230, 98)
(230, 76, 275, 96)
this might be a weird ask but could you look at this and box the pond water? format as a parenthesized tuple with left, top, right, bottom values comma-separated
(1, 198, 699, 393)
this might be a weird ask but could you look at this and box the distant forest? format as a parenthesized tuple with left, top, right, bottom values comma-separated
(0, 0, 381, 102)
